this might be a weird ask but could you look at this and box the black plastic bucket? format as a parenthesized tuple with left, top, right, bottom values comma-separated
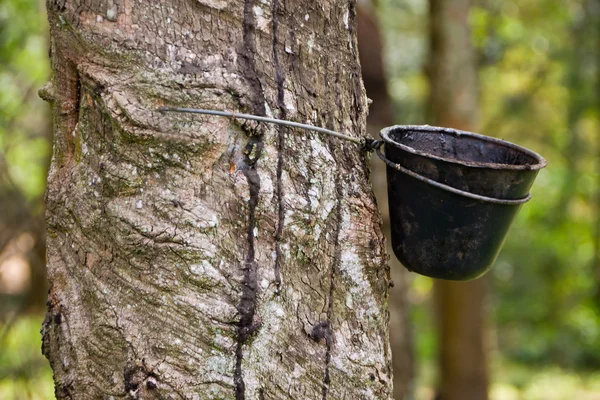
(381, 125, 547, 199)
(377, 146, 531, 280)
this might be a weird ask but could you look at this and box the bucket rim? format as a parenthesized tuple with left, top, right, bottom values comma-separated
(376, 146, 532, 205)
(380, 125, 548, 171)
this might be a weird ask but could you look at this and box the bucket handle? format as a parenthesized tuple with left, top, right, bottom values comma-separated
(375, 144, 531, 205)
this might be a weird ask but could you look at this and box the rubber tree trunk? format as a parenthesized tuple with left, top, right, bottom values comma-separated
(427, 1, 489, 399)
(357, 4, 414, 399)
(40, 0, 396, 398)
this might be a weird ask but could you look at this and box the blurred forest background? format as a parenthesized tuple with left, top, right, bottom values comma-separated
(0, 0, 598, 399)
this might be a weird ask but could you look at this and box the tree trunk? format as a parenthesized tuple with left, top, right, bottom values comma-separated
(41, 0, 395, 398)
(427, 1, 489, 399)
(357, 5, 414, 399)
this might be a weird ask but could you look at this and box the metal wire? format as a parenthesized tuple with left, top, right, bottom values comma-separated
(158, 107, 365, 145)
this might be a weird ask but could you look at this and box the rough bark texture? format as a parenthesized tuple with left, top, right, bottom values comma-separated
(357, 5, 414, 399)
(41, 0, 394, 399)
(428, 0, 489, 399)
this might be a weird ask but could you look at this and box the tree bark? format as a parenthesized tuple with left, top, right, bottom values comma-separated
(427, 1, 489, 399)
(41, 0, 395, 398)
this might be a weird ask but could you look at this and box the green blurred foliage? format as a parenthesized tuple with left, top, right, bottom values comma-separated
(477, 0, 600, 369)
(0, 316, 54, 400)
(416, 358, 600, 400)
(0, 0, 51, 201)
(0, 0, 54, 398)
(378, 0, 600, 381)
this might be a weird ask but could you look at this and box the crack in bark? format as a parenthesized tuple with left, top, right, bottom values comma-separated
(234, 136, 263, 400)
(51, 55, 81, 165)
(241, 0, 266, 116)
(234, 0, 268, 397)
(272, 0, 285, 292)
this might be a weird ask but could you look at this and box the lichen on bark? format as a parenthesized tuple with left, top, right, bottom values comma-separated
(41, 0, 394, 398)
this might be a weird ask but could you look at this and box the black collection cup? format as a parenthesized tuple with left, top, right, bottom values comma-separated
(377, 125, 546, 280)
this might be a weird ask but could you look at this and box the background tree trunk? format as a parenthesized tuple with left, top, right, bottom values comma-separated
(427, 1, 489, 399)
(41, 0, 396, 398)
(357, 4, 414, 399)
